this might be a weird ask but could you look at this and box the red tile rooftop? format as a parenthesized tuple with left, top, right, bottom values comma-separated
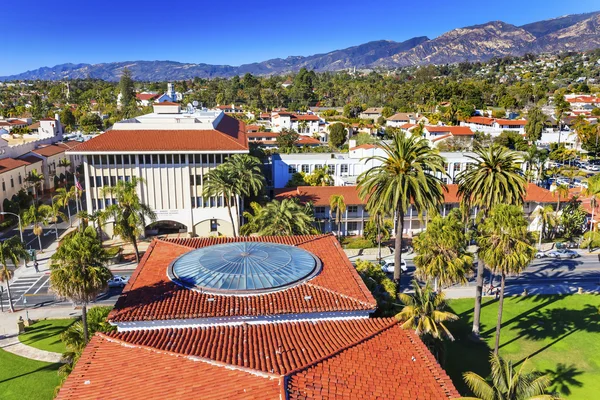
(108, 235, 376, 323)
(69, 114, 247, 152)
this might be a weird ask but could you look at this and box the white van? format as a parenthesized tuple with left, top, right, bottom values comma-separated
(379, 258, 407, 274)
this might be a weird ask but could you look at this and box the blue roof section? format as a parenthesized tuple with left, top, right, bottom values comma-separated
(170, 242, 320, 294)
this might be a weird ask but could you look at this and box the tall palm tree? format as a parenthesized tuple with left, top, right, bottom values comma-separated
(225, 154, 265, 235)
(531, 205, 557, 249)
(240, 199, 316, 236)
(329, 194, 346, 236)
(58, 157, 72, 177)
(0, 237, 29, 312)
(456, 144, 526, 338)
(397, 279, 458, 340)
(26, 169, 44, 201)
(50, 226, 112, 343)
(553, 183, 569, 212)
(47, 201, 67, 240)
(203, 164, 237, 237)
(478, 205, 536, 354)
(101, 177, 156, 264)
(584, 174, 600, 235)
(89, 209, 109, 241)
(298, 120, 309, 134)
(413, 214, 473, 291)
(358, 132, 446, 286)
(463, 353, 555, 400)
(53, 187, 76, 227)
(22, 204, 51, 252)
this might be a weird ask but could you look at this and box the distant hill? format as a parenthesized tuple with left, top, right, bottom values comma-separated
(2, 11, 600, 82)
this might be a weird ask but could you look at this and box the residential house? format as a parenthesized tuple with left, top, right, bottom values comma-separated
(358, 107, 384, 120)
(271, 112, 320, 137)
(386, 112, 420, 128)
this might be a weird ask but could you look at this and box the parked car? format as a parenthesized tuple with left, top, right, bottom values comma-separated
(380, 258, 408, 273)
(108, 275, 130, 288)
(534, 251, 547, 259)
(547, 249, 579, 259)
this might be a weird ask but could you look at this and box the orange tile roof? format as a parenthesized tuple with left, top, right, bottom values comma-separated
(32, 144, 67, 157)
(466, 116, 494, 125)
(387, 112, 417, 121)
(59, 319, 459, 399)
(56, 334, 282, 400)
(400, 123, 416, 129)
(494, 119, 527, 126)
(291, 114, 320, 121)
(349, 144, 379, 151)
(18, 155, 43, 165)
(275, 186, 366, 207)
(426, 126, 474, 135)
(108, 235, 376, 323)
(56, 140, 82, 150)
(296, 136, 321, 145)
(287, 323, 459, 399)
(136, 93, 160, 101)
(0, 158, 30, 174)
(69, 115, 247, 152)
(443, 183, 553, 203)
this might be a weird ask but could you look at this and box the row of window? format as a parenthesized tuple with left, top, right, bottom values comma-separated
(88, 154, 232, 167)
(90, 175, 131, 188)
(288, 164, 349, 174)
(1, 175, 22, 192)
(191, 196, 230, 209)
(314, 205, 359, 214)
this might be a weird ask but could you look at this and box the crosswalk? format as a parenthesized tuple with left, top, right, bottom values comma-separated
(0, 275, 45, 309)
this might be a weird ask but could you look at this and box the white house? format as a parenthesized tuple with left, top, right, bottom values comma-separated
(385, 112, 421, 128)
(271, 112, 320, 136)
(68, 103, 249, 238)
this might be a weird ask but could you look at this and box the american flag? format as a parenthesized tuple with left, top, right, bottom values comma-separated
(74, 175, 83, 191)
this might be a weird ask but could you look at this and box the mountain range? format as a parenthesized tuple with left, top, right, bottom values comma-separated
(2, 11, 600, 82)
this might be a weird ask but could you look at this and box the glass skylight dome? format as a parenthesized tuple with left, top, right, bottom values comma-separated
(169, 242, 321, 294)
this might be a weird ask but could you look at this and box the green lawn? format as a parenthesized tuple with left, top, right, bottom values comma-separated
(445, 294, 600, 399)
(18, 319, 77, 353)
(0, 349, 61, 400)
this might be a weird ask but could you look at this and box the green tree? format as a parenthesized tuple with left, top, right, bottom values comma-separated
(413, 214, 473, 291)
(478, 204, 535, 354)
(397, 280, 458, 360)
(54, 187, 76, 227)
(554, 93, 571, 136)
(25, 169, 44, 201)
(553, 183, 569, 211)
(50, 226, 112, 343)
(463, 353, 555, 400)
(329, 123, 347, 148)
(585, 175, 600, 240)
(119, 67, 135, 108)
(524, 107, 547, 142)
(79, 113, 103, 133)
(59, 108, 76, 132)
(58, 157, 72, 177)
(101, 177, 156, 263)
(22, 204, 51, 252)
(329, 194, 346, 236)
(456, 144, 526, 338)
(494, 131, 528, 151)
(241, 199, 316, 236)
(203, 164, 237, 237)
(355, 259, 396, 315)
(531, 205, 556, 247)
(286, 172, 307, 187)
(303, 166, 333, 186)
(225, 154, 265, 235)
(276, 129, 299, 153)
(358, 133, 446, 286)
(363, 215, 393, 247)
(560, 198, 587, 240)
(0, 237, 29, 312)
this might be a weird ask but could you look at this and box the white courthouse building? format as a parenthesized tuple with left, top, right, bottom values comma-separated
(68, 103, 248, 237)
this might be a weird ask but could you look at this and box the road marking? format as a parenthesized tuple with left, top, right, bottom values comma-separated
(14, 275, 44, 303)
(34, 277, 50, 294)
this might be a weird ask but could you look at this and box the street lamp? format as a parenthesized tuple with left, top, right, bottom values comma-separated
(0, 211, 26, 267)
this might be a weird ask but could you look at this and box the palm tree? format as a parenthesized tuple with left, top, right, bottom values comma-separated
(358, 132, 446, 286)
(47, 201, 67, 240)
(413, 214, 473, 291)
(22, 204, 51, 252)
(478, 205, 536, 354)
(584, 174, 600, 235)
(456, 144, 526, 339)
(463, 353, 555, 400)
(240, 199, 316, 236)
(101, 177, 156, 264)
(553, 184, 569, 212)
(25, 169, 44, 201)
(53, 187, 76, 227)
(309, 166, 333, 186)
(50, 226, 112, 343)
(298, 120, 309, 134)
(89, 209, 109, 241)
(397, 280, 457, 346)
(531, 205, 557, 249)
(225, 154, 265, 235)
(58, 157, 72, 178)
(0, 237, 29, 312)
(329, 194, 346, 236)
(203, 164, 237, 237)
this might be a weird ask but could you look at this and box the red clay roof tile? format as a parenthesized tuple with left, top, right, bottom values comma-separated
(108, 235, 376, 323)
(69, 114, 248, 152)
(0, 158, 30, 174)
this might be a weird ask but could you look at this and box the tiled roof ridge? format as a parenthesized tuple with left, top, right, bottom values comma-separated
(155, 236, 197, 250)
(108, 238, 161, 321)
(404, 329, 461, 398)
(282, 318, 398, 381)
(96, 332, 284, 381)
(303, 282, 375, 309)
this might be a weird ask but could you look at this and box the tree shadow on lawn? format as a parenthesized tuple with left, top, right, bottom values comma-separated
(545, 363, 584, 397)
(20, 320, 76, 349)
(0, 362, 60, 384)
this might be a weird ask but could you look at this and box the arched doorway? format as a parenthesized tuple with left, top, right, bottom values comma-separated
(145, 220, 188, 236)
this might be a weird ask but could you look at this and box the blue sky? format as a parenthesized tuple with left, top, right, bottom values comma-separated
(2, 0, 599, 76)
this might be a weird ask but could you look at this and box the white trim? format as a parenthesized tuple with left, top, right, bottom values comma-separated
(113, 310, 373, 332)
(67, 150, 248, 155)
